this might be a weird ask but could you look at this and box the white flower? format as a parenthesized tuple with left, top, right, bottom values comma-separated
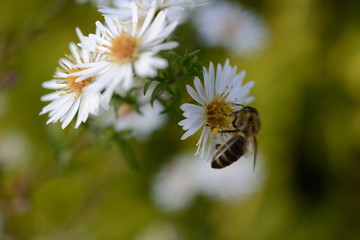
(40, 31, 105, 129)
(113, 101, 166, 140)
(75, 0, 111, 6)
(194, 153, 265, 201)
(151, 153, 198, 212)
(178, 59, 255, 161)
(94, 83, 167, 140)
(99, 0, 205, 24)
(151, 152, 265, 211)
(193, 1, 269, 57)
(73, 3, 178, 102)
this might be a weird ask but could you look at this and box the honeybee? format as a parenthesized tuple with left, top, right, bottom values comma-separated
(211, 106, 261, 169)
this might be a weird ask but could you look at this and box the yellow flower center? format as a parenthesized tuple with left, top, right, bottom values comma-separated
(58, 68, 92, 97)
(117, 103, 133, 117)
(205, 95, 234, 133)
(110, 33, 140, 64)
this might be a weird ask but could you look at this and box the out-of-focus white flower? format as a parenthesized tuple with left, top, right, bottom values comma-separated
(151, 154, 198, 212)
(193, 1, 269, 57)
(135, 221, 180, 240)
(99, 0, 205, 24)
(114, 101, 166, 140)
(178, 59, 254, 161)
(95, 83, 167, 140)
(75, 0, 111, 6)
(73, 4, 178, 102)
(40, 30, 105, 129)
(151, 152, 265, 211)
(194, 153, 265, 201)
(0, 130, 29, 170)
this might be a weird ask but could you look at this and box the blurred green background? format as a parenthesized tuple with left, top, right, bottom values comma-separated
(1, 0, 360, 239)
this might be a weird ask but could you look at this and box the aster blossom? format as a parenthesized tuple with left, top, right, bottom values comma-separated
(95, 83, 167, 140)
(194, 1, 268, 57)
(73, 3, 178, 102)
(99, 0, 205, 24)
(113, 100, 166, 140)
(178, 59, 255, 161)
(75, 0, 111, 5)
(40, 32, 105, 129)
(151, 152, 264, 211)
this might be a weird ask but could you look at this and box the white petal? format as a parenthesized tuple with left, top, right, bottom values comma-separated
(178, 116, 203, 129)
(186, 84, 204, 105)
(149, 41, 179, 52)
(195, 127, 207, 154)
(42, 80, 65, 90)
(180, 103, 203, 113)
(69, 42, 81, 64)
(131, 1, 138, 36)
(75, 27, 84, 40)
(180, 119, 204, 140)
(61, 97, 81, 128)
(229, 81, 254, 102)
(194, 77, 208, 103)
(134, 55, 158, 77)
(241, 96, 255, 104)
(138, 5, 157, 37)
(47, 95, 75, 124)
(204, 62, 215, 99)
(41, 92, 60, 102)
(72, 62, 110, 82)
(196, 127, 210, 156)
(41, 93, 72, 114)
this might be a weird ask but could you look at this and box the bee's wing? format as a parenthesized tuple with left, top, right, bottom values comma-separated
(244, 134, 258, 171)
(253, 137, 258, 172)
(247, 121, 259, 171)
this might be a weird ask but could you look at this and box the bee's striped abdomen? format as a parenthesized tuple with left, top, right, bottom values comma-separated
(211, 133, 246, 169)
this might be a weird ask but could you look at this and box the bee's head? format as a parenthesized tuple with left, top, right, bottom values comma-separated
(238, 106, 261, 129)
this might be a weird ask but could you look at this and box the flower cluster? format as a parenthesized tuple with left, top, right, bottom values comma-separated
(40, 0, 259, 164)
(41, 1, 182, 128)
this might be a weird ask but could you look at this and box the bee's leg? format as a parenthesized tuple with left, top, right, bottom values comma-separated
(233, 103, 245, 107)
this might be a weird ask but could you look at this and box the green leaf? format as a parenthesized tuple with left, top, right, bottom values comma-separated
(163, 83, 175, 96)
(150, 83, 163, 106)
(113, 133, 140, 171)
(175, 88, 182, 101)
(189, 49, 201, 56)
(143, 80, 153, 95)
(110, 93, 125, 107)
